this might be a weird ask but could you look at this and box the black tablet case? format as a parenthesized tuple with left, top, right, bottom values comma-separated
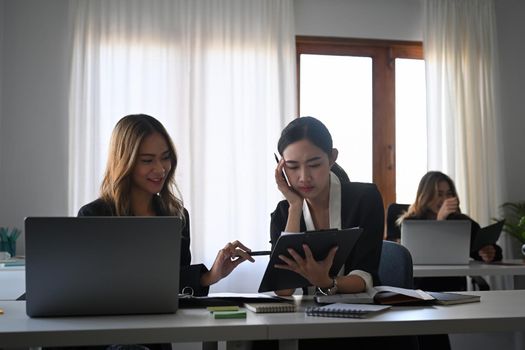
(471, 220, 504, 252)
(258, 227, 363, 292)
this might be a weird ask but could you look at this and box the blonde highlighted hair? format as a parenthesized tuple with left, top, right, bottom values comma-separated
(100, 114, 184, 217)
(398, 171, 459, 224)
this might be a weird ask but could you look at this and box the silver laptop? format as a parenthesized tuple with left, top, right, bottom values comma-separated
(25, 216, 181, 317)
(401, 220, 471, 265)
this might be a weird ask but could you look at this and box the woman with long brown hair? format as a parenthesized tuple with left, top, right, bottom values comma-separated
(79, 114, 254, 297)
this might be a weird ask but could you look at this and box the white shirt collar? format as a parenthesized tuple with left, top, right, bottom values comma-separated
(303, 172, 342, 231)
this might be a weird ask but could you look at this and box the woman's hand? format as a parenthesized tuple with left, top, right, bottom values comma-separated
(200, 240, 255, 287)
(275, 158, 302, 207)
(478, 245, 496, 263)
(437, 197, 459, 220)
(274, 244, 338, 288)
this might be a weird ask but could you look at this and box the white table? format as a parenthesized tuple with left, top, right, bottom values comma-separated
(413, 260, 525, 289)
(0, 265, 25, 300)
(0, 301, 268, 349)
(2, 290, 525, 350)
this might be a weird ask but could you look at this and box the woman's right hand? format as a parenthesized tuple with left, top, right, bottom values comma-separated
(437, 197, 459, 220)
(275, 158, 302, 207)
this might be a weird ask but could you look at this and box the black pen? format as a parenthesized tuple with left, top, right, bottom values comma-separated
(248, 250, 271, 256)
(274, 153, 291, 186)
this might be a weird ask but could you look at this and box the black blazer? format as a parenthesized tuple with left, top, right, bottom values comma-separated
(78, 198, 209, 296)
(270, 182, 384, 286)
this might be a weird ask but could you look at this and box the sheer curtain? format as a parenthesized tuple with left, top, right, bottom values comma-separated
(68, 0, 296, 292)
(424, 0, 502, 226)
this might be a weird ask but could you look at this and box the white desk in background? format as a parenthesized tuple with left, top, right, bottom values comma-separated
(2, 290, 525, 350)
(0, 263, 25, 300)
(413, 259, 525, 289)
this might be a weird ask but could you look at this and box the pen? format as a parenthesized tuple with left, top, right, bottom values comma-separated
(274, 153, 291, 186)
(248, 250, 271, 256)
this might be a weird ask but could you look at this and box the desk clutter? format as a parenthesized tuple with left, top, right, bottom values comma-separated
(315, 286, 481, 306)
(207, 306, 247, 319)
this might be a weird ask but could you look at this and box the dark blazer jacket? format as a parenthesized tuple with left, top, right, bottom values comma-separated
(270, 182, 384, 286)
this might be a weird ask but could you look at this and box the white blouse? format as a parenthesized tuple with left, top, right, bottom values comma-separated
(302, 172, 373, 292)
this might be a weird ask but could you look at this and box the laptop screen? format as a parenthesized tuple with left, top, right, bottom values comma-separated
(25, 216, 182, 317)
(401, 220, 471, 265)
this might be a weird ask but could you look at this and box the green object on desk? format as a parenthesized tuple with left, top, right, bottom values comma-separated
(207, 306, 239, 312)
(213, 310, 247, 319)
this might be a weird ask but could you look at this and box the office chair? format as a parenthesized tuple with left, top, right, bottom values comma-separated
(331, 162, 350, 184)
(386, 203, 409, 242)
(378, 240, 414, 289)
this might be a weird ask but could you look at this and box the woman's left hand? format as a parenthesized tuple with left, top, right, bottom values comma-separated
(201, 240, 255, 286)
(274, 244, 338, 288)
(478, 245, 496, 263)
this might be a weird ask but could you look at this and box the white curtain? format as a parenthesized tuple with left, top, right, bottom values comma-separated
(424, 0, 502, 227)
(68, 0, 296, 292)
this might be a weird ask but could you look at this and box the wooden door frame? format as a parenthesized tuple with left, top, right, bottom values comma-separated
(296, 36, 423, 209)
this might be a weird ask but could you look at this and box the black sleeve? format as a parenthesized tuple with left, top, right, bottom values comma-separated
(345, 184, 384, 286)
(270, 200, 290, 251)
(179, 208, 210, 296)
(179, 264, 209, 297)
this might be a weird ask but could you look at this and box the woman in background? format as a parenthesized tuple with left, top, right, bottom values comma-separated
(399, 170, 502, 280)
(398, 170, 503, 350)
(78, 114, 253, 297)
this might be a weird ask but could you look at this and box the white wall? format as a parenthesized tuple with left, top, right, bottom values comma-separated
(0, 0, 524, 257)
(0, 0, 71, 254)
(294, 0, 423, 40)
(495, 0, 525, 202)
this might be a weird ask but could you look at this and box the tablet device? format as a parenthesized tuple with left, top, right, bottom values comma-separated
(258, 227, 363, 293)
(25, 216, 182, 317)
(471, 220, 504, 253)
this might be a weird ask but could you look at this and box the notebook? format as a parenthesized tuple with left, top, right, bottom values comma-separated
(24, 216, 182, 317)
(244, 302, 296, 313)
(258, 227, 363, 292)
(306, 303, 391, 318)
(401, 220, 471, 265)
(471, 220, 504, 252)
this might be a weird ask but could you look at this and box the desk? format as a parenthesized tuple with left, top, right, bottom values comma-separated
(413, 260, 525, 289)
(1, 290, 525, 350)
(0, 265, 25, 300)
(0, 301, 268, 348)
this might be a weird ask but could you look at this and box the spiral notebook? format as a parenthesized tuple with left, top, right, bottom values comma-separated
(244, 302, 296, 313)
(305, 303, 391, 318)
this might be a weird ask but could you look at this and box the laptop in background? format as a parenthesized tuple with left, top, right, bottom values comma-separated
(401, 220, 471, 265)
(25, 216, 181, 317)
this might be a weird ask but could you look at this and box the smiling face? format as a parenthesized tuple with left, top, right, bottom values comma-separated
(429, 180, 455, 214)
(130, 132, 172, 198)
(282, 139, 334, 201)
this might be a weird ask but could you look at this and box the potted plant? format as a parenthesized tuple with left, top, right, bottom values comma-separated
(0, 227, 21, 258)
(500, 201, 525, 256)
